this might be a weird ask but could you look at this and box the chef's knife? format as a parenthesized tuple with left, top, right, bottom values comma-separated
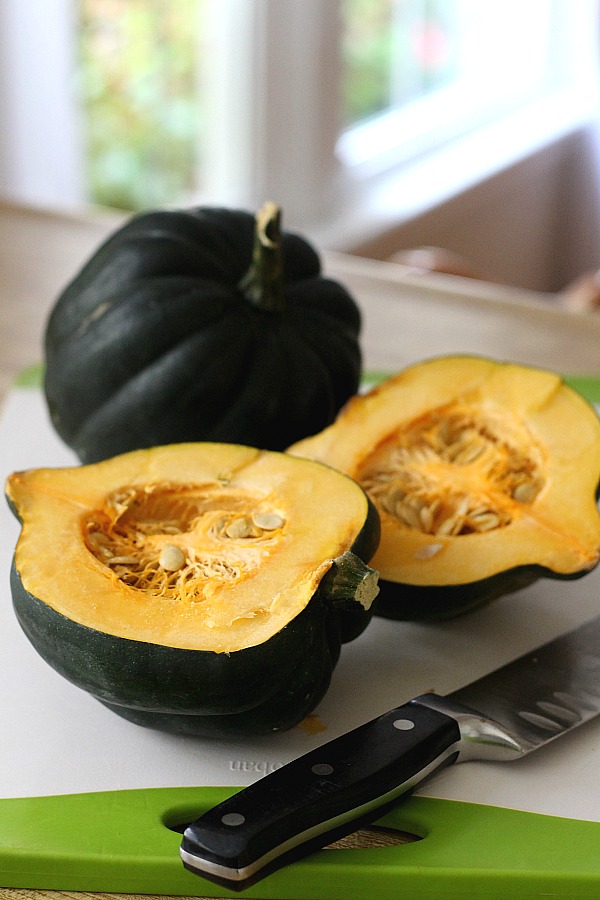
(180, 613, 600, 891)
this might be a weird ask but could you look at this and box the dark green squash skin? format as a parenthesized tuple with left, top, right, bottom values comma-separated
(8, 495, 380, 738)
(374, 564, 595, 622)
(44, 207, 362, 464)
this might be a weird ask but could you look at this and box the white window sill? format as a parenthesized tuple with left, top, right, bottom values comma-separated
(308, 87, 600, 254)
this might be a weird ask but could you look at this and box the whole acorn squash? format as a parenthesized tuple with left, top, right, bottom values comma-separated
(44, 202, 362, 463)
(289, 355, 600, 620)
(6, 443, 380, 737)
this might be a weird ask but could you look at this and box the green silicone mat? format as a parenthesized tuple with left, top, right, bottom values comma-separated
(1, 373, 600, 899)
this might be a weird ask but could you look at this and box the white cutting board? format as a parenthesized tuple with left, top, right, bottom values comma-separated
(2, 386, 600, 823)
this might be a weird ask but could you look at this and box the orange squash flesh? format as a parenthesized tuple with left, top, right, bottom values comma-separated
(289, 356, 600, 616)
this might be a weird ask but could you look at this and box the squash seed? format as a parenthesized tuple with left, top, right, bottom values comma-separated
(469, 511, 502, 531)
(512, 481, 539, 503)
(85, 482, 279, 601)
(414, 542, 443, 560)
(252, 512, 285, 531)
(159, 544, 186, 572)
(357, 402, 545, 537)
(225, 517, 255, 539)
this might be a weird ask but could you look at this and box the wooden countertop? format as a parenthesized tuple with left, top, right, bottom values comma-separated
(1, 200, 599, 900)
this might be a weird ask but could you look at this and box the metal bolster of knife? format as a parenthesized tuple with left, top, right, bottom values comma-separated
(412, 694, 530, 761)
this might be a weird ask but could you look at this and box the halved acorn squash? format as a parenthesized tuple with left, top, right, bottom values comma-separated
(6, 443, 380, 737)
(289, 355, 600, 619)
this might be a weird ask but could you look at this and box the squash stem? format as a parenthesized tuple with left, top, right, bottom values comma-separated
(239, 201, 285, 312)
(323, 551, 380, 611)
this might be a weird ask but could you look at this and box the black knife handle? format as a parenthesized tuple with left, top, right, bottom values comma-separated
(180, 699, 460, 890)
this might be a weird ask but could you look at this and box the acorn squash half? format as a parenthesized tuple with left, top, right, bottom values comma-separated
(289, 355, 600, 620)
(6, 443, 380, 737)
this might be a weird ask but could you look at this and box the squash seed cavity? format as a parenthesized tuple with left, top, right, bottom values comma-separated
(358, 402, 546, 537)
(83, 482, 286, 602)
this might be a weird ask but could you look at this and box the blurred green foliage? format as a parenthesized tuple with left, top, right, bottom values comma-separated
(78, 0, 203, 211)
(342, 0, 395, 126)
(342, 0, 456, 128)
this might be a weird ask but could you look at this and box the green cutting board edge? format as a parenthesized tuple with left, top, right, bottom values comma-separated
(2, 372, 600, 899)
(2, 788, 600, 899)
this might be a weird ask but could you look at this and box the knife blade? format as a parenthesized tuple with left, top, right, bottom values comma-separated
(180, 613, 600, 891)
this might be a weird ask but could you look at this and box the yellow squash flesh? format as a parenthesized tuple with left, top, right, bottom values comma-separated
(289, 356, 600, 590)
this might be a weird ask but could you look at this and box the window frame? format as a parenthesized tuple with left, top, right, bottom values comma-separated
(200, 0, 343, 227)
(0, 0, 85, 209)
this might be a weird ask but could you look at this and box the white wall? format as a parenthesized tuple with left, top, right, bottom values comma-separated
(0, 0, 84, 207)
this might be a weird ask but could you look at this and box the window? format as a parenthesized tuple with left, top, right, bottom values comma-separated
(338, 0, 569, 172)
(341, 0, 460, 129)
(1, 0, 598, 244)
(78, 0, 202, 210)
